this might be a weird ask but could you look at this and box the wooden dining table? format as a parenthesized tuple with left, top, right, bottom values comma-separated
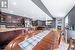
(33, 30, 60, 50)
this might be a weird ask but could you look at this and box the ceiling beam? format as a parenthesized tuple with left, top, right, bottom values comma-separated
(64, 5, 75, 18)
(31, 0, 54, 19)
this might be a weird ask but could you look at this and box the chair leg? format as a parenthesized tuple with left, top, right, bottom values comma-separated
(74, 39, 75, 50)
(67, 37, 72, 50)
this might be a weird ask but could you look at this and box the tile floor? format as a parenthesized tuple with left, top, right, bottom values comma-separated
(58, 42, 74, 50)
(58, 42, 69, 50)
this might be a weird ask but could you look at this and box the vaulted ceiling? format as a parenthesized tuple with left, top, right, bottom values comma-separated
(1, 0, 75, 20)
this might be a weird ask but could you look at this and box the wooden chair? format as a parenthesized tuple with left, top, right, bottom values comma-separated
(4, 34, 26, 50)
(4, 30, 38, 50)
(67, 37, 72, 50)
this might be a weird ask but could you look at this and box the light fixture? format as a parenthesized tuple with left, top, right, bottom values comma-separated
(9, 11, 14, 13)
(12, 2, 17, 6)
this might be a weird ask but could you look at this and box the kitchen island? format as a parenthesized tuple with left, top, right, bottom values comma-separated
(0, 28, 26, 49)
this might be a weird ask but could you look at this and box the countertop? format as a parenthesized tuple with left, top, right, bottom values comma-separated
(0, 28, 25, 32)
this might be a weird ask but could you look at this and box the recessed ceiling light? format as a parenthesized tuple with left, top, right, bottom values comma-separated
(13, 2, 17, 5)
(9, 11, 14, 13)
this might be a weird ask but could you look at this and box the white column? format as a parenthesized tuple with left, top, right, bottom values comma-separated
(56, 18, 65, 30)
